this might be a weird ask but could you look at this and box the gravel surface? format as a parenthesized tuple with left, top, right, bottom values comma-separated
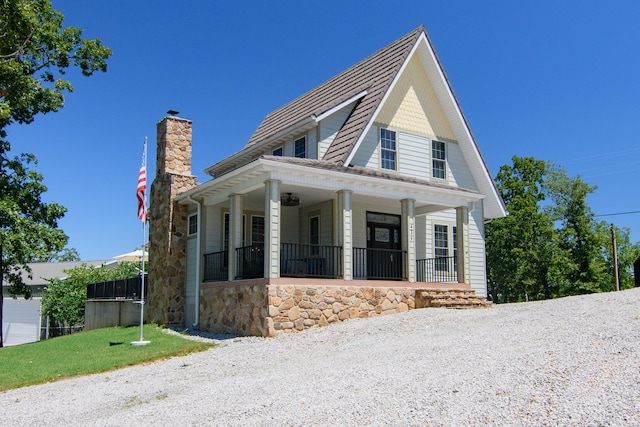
(2, 288, 639, 426)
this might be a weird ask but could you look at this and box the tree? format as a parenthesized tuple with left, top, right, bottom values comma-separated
(487, 156, 638, 303)
(601, 224, 640, 291)
(32, 246, 81, 262)
(1, 146, 68, 342)
(546, 165, 608, 295)
(0, 0, 111, 346)
(486, 156, 561, 302)
(41, 262, 142, 330)
(0, 0, 111, 130)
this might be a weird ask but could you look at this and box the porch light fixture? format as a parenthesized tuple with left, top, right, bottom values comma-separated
(281, 192, 300, 207)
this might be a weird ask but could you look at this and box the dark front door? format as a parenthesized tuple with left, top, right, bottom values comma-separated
(366, 212, 402, 280)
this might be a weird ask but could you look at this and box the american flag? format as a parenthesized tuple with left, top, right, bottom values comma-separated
(137, 139, 148, 222)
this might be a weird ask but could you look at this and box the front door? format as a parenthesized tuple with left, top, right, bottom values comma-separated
(366, 212, 402, 280)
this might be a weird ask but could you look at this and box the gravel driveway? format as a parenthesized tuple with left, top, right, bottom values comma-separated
(2, 288, 639, 426)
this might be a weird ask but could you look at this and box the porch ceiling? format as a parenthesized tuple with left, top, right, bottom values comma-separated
(177, 157, 484, 211)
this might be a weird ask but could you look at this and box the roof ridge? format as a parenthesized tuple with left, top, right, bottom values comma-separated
(321, 27, 424, 164)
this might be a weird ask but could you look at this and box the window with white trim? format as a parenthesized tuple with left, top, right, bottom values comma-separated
(223, 212, 246, 250)
(272, 146, 283, 156)
(294, 136, 306, 158)
(187, 214, 198, 236)
(310, 215, 320, 256)
(251, 216, 264, 245)
(453, 226, 457, 272)
(432, 140, 446, 179)
(434, 224, 449, 258)
(309, 216, 319, 245)
(380, 128, 397, 171)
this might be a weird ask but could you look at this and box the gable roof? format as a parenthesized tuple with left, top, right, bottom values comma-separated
(205, 27, 423, 177)
(203, 26, 506, 218)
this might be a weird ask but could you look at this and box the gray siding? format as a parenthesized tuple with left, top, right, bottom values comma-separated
(318, 105, 353, 159)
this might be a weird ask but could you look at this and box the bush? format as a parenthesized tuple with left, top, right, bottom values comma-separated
(41, 262, 144, 327)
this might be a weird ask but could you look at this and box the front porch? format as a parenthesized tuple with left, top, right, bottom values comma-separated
(203, 243, 458, 283)
(177, 157, 491, 334)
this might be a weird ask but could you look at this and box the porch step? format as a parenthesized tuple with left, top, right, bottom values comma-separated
(416, 289, 492, 309)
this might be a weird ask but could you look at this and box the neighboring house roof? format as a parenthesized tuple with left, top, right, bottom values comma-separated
(2, 260, 114, 288)
(200, 26, 506, 218)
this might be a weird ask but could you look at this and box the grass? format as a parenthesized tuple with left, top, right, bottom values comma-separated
(0, 324, 213, 391)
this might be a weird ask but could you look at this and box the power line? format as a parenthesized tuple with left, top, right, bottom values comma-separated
(557, 147, 640, 165)
(594, 210, 640, 218)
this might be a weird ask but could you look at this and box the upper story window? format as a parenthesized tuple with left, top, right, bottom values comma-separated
(272, 146, 283, 156)
(187, 214, 198, 236)
(294, 136, 306, 158)
(432, 140, 446, 179)
(380, 128, 397, 171)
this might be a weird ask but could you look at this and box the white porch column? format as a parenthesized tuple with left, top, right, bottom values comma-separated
(401, 198, 416, 282)
(228, 193, 244, 281)
(336, 190, 353, 280)
(264, 180, 281, 279)
(456, 206, 468, 284)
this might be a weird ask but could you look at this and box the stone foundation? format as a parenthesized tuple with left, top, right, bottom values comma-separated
(266, 284, 415, 336)
(199, 284, 269, 337)
(198, 281, 429, 337)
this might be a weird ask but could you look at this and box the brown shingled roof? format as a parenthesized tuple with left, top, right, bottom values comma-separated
(245, 27, 425, 165)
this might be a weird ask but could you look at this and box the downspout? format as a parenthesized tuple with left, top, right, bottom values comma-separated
(186, 195, 202, 328)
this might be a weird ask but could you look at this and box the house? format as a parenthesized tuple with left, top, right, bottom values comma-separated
(2, 260, 112, 346)
(147, 26, 507, 337)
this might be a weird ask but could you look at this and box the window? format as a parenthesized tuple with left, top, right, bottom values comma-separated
(310, 215, 320, 255)
(294, 136, 306, 158)
(380, 128, 396, 170)
(309, 216, 319, 245)
(432, 140, 446, 179)
(223, 212, 246, 250)
(272, 146, 283, 156)
(453, 226, 457, 272)
(251, 216, 264, 245)
(187, 214, 198, 236)
(434, 224, 449, 271)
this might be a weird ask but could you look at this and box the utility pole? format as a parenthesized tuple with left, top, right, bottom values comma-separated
(611, 224, 619, 292)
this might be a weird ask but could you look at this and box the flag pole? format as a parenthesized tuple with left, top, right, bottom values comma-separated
(132, 137, 150, 346)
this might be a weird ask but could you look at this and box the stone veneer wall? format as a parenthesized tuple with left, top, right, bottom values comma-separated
(148, 116, 198, 326)
(199, 283, 417, 337)
(199, 284, 270, 337)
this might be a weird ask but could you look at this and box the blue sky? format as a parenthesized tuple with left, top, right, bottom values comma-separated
(7, 0, 640, 260)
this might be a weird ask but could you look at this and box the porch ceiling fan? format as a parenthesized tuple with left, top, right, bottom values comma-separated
(281, 192, 300, 207)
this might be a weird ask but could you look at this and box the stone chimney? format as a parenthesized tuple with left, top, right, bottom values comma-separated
(147, 114, 198, 326)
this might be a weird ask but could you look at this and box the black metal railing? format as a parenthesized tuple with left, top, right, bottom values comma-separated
(86, 276, 147, 299)
(352, 248, 406, 280)
(203, 250, 228, 282)
(416, 256, 457, 282)
(236, 245, 264, 279)
(280, 243, 343, 278)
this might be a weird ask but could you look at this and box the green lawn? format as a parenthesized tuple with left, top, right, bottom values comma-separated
(0, 324, 213, 391)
